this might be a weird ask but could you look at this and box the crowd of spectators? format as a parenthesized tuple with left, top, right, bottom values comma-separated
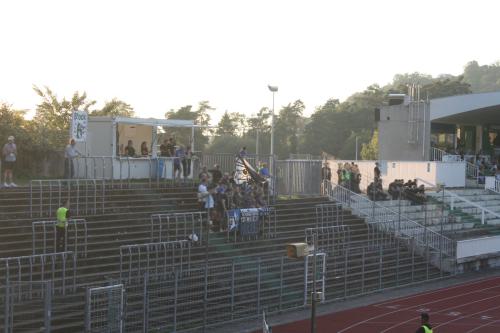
(197, 155, 270, 232)
(336, 162, 362, 193)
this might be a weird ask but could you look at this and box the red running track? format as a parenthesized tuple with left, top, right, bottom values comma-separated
(267, 276, 500, 333)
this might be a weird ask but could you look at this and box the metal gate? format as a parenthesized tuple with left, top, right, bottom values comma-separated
(275, 160, 322, 196)
(304, 253, 326, 306)
(2, 281, 52, 333)
(85, 284, 124, 333)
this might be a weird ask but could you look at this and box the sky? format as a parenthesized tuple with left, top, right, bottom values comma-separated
(1, 0, 500, 123)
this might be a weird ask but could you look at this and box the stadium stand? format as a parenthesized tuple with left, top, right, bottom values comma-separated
(0, 181, 448, 332)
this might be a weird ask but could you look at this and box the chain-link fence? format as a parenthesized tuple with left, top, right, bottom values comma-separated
(85, 284, 124, 333)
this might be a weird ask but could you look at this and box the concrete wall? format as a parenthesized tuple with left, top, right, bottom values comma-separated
(328, 160, 465, 190)
(457, 235, 500, 261)
(378, 101, 431, 161)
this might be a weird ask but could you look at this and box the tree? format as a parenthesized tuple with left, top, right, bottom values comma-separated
(216, 111, 238, 136)
(361, 130, 378, 160)
(463, 60, 500, 93)
(165, 101, 215, 150)
(274, 100, 305, 158)
(420, 75, 471, 99)
(91, 98, 134, 117)
(32, 85, 96, 147)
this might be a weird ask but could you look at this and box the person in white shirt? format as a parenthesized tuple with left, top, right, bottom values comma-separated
(2, 136, 17, 187)
(64, 139, 81, 179)
(197, 176, 214, 226)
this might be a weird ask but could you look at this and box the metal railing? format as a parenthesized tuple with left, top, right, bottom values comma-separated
(417, 178, 500, 225)
(85, 284, 124, 333)
(315, 202, 343, 228)
(3, 280, 53, 333)
(32, 219, 88, 257)
(226, 207, 277, 242)
(0, 252, 76, 297)
(124, 256, 305, 332)
(430, 147, 462, 162)
(150, 211, 206, 244)
(305, 225, 350, 255)
(466, 161, 480, 180)
(119, 240, 192, 283)
(485, 176, 500, 194)
(30, 179, 105, 218)
(323, 180, 456, 258)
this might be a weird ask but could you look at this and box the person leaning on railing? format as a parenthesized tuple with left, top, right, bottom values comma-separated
(56, 200, 71, 252)
(64, 138, 81, 179)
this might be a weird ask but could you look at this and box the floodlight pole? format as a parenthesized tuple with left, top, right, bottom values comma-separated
(268, 85, 278, 163)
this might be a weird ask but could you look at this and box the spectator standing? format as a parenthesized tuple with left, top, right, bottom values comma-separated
(64, 138, 81, 179)
(183, 145, 193, 178)
(197, 176, 214, 224)
(374, 162, 381, 182)
(174, 145, 184, 179)
(198, 166, 209, 181)
(56, 200, 70, 252)
(124, 140, 135, 157)
(140, 141, 149, 156)
(2, 136, 17, 187)
(321, 162, 332, 182)
(209, 164, 223, 184)
(238, 146, 247, 158)
(166, 137, 176, 157)
(160, 139, 170, 157)
(336, 163, 343, 184)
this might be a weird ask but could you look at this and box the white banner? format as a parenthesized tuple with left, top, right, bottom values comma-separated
(71, 111, 88, 142)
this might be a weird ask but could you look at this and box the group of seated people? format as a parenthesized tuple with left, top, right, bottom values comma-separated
(197, 163, 269, 232)
(387, 179, 426, 204)
(366, 179, 426, 205)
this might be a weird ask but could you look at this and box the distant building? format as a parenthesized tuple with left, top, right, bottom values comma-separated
(377, 91, 500, 161)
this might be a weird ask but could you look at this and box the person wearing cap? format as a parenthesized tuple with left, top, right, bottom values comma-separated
(2, 136, 17, 188)
(64, 138, 81, 179)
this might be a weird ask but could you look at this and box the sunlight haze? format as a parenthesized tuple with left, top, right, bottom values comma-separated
(1, 0, 499, 122)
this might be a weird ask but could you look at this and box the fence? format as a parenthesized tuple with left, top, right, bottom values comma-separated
(0, 252, 76, 298)
(32, 219, 88, 257)
(30, 179, 105, 218)
(305, 225, 351, 255)
(417, 178, 500, 226)
(315, 203, 343, 228)
(150, 211, 206, 244)
(85, 284, 124, 333)
(485, 176, 500, 194)
(119, 240, 192, 283)
(226, 207, 277, 242)
(124, 256, 305, 332)
(2, 280, 53, 333)
(275, 160, 322, 197)
(323, 181, 456, 259)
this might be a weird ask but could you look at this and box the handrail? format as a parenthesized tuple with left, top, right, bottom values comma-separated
(485, 177, 500, 194)
(417, 178, 500, 224)
(465, 161, 479, 179)
(323, 180, 456, 257)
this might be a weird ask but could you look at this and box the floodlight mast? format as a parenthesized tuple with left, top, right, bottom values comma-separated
(267, 85, 278, 166)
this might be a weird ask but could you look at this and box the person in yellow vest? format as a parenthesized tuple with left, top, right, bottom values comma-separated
(415, 313, 432, 333)
(56, 200, 71, 252)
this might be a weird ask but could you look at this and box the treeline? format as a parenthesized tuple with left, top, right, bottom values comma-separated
(2, 60, 500, 177)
